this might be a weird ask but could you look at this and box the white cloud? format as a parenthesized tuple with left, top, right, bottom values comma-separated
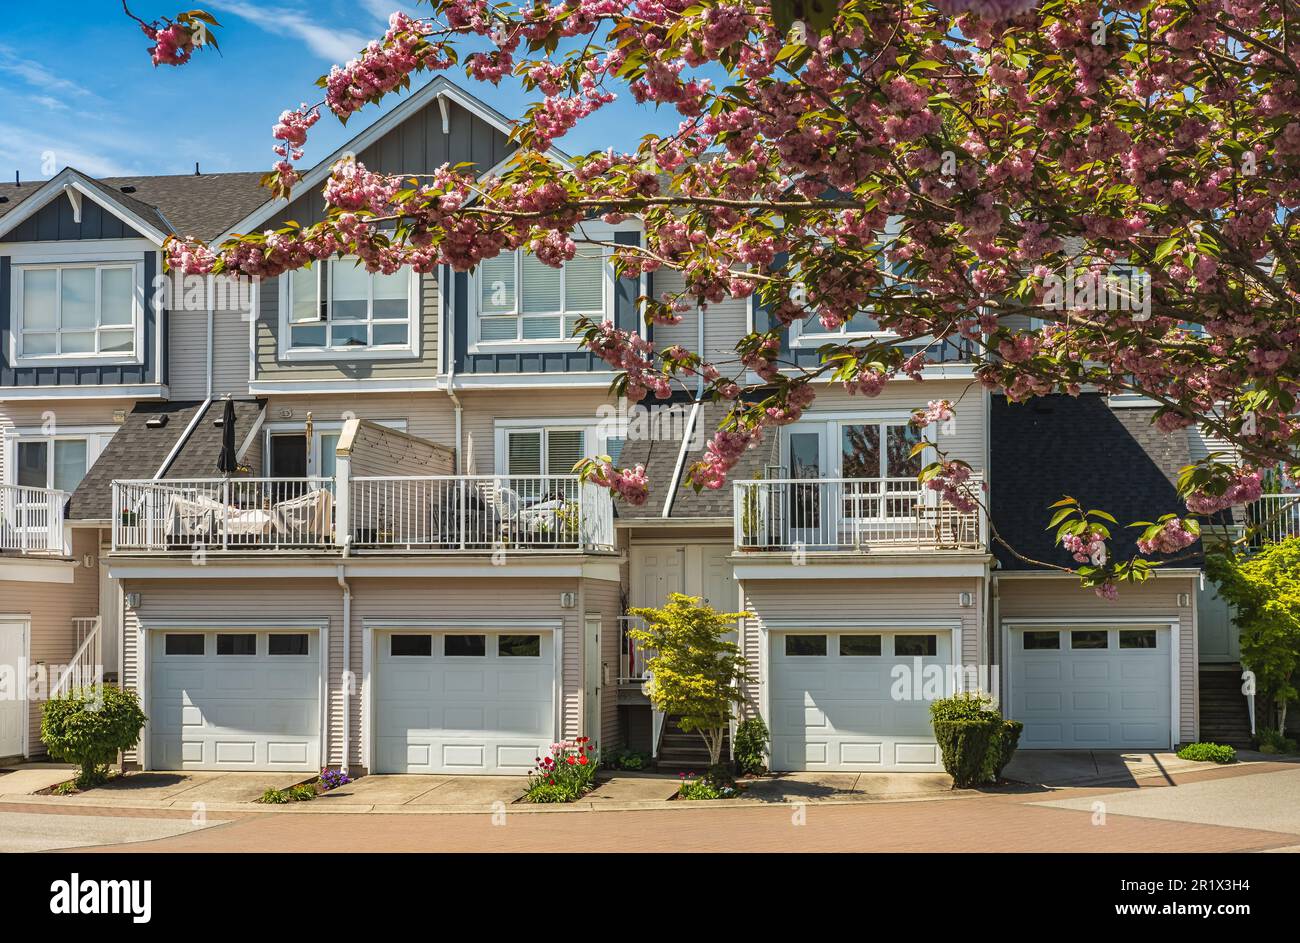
(213, 1, 372, 62)
(358, 0, 421, 25)
(0, 122, 140, 179)
(0, 44, 95, 98)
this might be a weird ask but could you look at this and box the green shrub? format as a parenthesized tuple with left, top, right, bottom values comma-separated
(608, 747, 649, 771)
(1176, 742, 1238, 764)
(1255, 728, 1298, 754)
(933, 718, 1000, 787)
(733, 716, 769, 775)
(259, 783, 317, 804)
(41, 686, 147, 789)
(677, 769, 739, 800)
(989, 720, 1024, 780)
(523, 782, 577, 803)
(930, 690, 998, 722)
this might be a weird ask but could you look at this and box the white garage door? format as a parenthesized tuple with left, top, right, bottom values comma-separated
(149, 629, 321, 771)
(375, 630, 555, 775)
(770, 630, 951, 772)
(1010, 626, 1171, 749)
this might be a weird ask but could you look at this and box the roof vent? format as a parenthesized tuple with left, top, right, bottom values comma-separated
(119, 185, 137, 194)
(145, 415, 169, 429)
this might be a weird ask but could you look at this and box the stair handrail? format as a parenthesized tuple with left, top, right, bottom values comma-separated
(51, 617, 103, 698)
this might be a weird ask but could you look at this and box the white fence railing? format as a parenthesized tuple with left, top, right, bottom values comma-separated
(349, 475, 615, 552)
(113, 478, 335, 551)
(0, 484, 67, 555)
(734, 476, 983, 551)
(51, 617, 102, 697)
(619, 615, 652, 683)
(1247, 494, 1300, 546)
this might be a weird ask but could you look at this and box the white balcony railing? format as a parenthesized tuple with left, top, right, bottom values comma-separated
(113, 478, 335, 551)
(1246, 494, 1300, 546)
(734, 476, 983, 552)
(619, 615, 652, 683)
(0, 484, 67, 555)
(349, 475, 615, 552)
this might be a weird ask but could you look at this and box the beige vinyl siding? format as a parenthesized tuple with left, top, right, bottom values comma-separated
(458, 387, 616, 474)
(119, 574, 587, 770)
(1188, 422, 1237, 463)
(1, 400, 131, 489)
(739, 577, 986, 713)
(255, 271, 439, 383)
(168, 310, 208, 400)
(996, 575, 1198, 742)
(581, 577, 623, 748)
(2, 528, 102, 754)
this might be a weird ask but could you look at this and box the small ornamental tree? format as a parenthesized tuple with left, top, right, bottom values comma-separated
(41, 686, 148, 789)
(628, 593, 750, 769)
(1205, 538, 1300, 732)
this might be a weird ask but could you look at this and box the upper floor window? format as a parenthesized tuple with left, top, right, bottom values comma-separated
(16, 438, 89, 492)
(285, 261, 416, 357)
(474, 249, 606, 344)
(14, 263, 139, 361)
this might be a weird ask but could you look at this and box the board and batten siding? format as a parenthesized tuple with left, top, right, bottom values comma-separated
(996, 575, 1198, 742)
(119, 574, 587, 770)
(738, 577, 985, 715)
(2, 528, 102, 754)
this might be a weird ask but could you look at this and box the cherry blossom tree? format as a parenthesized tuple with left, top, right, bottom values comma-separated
(153, 1, 1300, 595)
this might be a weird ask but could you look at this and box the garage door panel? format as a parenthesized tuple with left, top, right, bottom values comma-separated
(1011, 627, 1171, 750)
(770, 631, 949, 772)
(375, 631, 555, 775)
(150, 630, 321, 772)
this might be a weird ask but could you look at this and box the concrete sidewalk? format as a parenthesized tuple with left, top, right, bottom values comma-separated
(0, 762, 77, 796)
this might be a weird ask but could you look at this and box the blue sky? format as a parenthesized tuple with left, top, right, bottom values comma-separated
(0, 0, 683, 182)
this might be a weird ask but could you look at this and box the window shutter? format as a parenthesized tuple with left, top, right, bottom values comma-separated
(507, 431, 543, 475)
(545, 429, 585, 475)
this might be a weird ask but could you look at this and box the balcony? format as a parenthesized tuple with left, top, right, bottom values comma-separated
(0, 484, 68, 555)
(111, 474, 615, 554)
(1246, 494, 1300, 547)
(734, 476, 984, 553)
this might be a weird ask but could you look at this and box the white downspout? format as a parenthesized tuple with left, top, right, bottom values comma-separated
(443, 265, 464, 472)
(660, 304, 706, 517)
(336, 565, 352, 775)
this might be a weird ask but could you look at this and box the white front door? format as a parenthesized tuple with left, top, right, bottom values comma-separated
(149, 629, 321, 771)
(770, 630, 950, 772)
(0, 621, 26, 758)
(1009, 626, 1172, 749)
(375, 630, 556, 774)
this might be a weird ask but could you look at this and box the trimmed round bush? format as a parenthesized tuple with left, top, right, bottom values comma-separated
(1176, 742, 1237, 764)
(933, 717, 1000, 787)
(41, 686, 147, 788)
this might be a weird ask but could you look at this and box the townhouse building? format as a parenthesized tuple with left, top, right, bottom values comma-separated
(0, 77, 1280, 775)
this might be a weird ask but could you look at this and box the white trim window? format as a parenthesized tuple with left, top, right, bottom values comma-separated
(283, 261, 419, 358)
(503, 427, 588, 477)
(15, 438, 90, 492)
(12, 262, 142, 363)
(473, 247, 607, 345)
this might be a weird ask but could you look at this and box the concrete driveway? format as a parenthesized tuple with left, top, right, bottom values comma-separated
(314, 774, 527, 808)
(742, 771, 955, 803)
(1035, 766, 1300, 841)
(74, 771, 309, 805)
(1002, 750, 1211, 788)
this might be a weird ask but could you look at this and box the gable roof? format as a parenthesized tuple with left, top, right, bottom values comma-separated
(0, 168, 267, 243)
(989, 393, 1205, 571)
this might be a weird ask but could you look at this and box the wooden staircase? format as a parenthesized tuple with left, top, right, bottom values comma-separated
(655, 714, 731, 771)
(1198, 668, 1253, 747)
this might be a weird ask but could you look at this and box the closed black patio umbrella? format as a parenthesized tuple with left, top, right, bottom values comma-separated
(216, 396, 238, 475)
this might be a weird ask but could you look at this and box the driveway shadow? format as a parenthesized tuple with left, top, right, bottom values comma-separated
(741, 773, 860, 803)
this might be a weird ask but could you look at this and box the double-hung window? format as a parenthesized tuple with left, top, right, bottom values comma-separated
(16, 263, 138, 360)
(475, 248, 606, 344)
(16, 438, 89, 494)
(503, 427, 587, 502)
(286, 261, 415, 354)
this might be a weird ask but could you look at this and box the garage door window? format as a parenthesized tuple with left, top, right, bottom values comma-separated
(499, 635, 541, 657)
(839, 634, 882, 656)
(785, 635, 827, 656)
(269, 634, 310, 655)
(1022, 631, 1060, 650)
(164, 634, 204, 655)
(390, 635, 432, 656)
(895, 634, 937, 657)
(1120, 629, 1158, 649)
(217, 633, 257, 655)
(445, 634, 486, 657)
(1070, 630, 1109, 650)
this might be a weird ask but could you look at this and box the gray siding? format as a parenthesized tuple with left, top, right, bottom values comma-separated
(5, 197, 144, 242)
(168, 310, 207, 400)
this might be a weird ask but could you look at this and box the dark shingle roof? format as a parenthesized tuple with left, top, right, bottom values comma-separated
(990, 394, 1203, 571)
(67, 399, 266, 520)
(67, 402, 208, 521)
(164, 399, 265, 479)
(618, 401, 781, 521)
(0, 171, 268, 242)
